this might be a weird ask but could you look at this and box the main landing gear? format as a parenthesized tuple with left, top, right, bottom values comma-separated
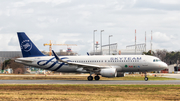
(87, 75, 100, 81)
(144, 72, 148, 81)
(94, 75, 100, 80)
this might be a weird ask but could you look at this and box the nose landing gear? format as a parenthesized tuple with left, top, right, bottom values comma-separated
(144, 72, 148, 81)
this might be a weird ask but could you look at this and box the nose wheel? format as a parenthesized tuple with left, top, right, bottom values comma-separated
(144, 72, 148, 81)
(144, 77, 148, 81)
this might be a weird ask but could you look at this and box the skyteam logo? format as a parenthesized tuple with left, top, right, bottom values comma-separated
(37, 57, 69, 71)
(21, 40, 32, 52)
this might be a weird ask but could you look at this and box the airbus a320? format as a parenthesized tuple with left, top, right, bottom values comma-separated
(15, 32, 168, 81)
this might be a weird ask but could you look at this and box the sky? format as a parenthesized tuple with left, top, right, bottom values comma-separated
(0, 0, 180, 55)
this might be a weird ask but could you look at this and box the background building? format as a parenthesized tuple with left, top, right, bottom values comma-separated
(0, 51, 22, 62)
(0, 48, 77, 74)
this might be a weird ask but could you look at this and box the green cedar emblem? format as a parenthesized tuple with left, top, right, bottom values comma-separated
(125, 65, 128, 68)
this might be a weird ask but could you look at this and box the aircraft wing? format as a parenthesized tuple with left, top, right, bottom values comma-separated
(64, 61, 107, 69)
(52, 50, 108, 70)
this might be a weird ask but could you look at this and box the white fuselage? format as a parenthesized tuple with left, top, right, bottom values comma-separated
(15, 55, 168, 73)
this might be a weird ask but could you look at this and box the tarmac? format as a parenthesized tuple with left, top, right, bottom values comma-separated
(0, 80, 180, 85)
(0, 74, 180, 85)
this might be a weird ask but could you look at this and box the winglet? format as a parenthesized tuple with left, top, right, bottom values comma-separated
(52, 50, 66, 63)
(52, 50, 59, 60)
(87, 52, 89, 56)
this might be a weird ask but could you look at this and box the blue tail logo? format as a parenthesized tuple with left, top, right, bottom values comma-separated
(17, 32, 45, 57)
(21, 40, 32, 52)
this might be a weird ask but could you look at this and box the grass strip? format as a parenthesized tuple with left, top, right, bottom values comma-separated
(0, 84, 179, 100)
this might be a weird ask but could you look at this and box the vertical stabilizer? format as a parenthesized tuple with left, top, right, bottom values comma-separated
(17, 32, 45, 57)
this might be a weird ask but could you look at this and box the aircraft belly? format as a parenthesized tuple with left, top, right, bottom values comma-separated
(56, 65, 77, 72)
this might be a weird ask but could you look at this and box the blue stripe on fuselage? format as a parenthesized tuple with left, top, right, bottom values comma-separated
(37, 57, 55, 66)
(52, 62, 65, 71)
(37, 57, 68, 71)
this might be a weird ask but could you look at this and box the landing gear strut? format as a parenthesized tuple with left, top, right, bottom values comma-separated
(144, 72, 148, 81)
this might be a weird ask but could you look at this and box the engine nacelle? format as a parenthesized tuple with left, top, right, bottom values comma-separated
(100, 68, 117, 78)
(116, 72, 124, 77)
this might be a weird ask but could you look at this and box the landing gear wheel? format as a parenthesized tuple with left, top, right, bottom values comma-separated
(94, 76, 100, 81)
(144, 77, 148, 81)
(87, 76, 93, 81)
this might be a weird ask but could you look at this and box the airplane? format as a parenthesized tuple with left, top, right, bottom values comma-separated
(15, 32, 168, 81)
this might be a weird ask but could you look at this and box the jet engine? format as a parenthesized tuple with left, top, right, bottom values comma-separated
(100, 68, 117, 77)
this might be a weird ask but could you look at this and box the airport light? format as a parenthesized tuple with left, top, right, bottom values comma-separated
(100, 30, 104, 55)
(93, 30, 97, 55)
(109, 35, 113, 55)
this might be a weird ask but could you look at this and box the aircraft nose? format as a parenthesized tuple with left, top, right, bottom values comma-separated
(162, 62, 168, 69)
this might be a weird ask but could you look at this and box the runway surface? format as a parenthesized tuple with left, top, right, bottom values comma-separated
(1, 80, 180, 85)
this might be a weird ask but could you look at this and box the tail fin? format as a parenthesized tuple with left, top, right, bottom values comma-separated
(17, 32, 45, 57)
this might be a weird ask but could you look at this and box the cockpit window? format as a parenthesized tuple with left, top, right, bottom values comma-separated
(153, 59, 161, 62)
